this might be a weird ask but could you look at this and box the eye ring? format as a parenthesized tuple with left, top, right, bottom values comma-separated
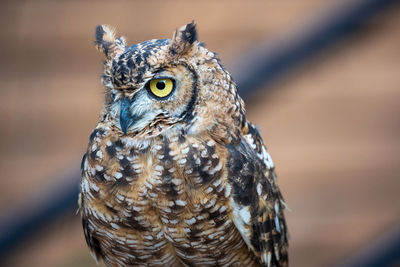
(146, 77, 175, 99)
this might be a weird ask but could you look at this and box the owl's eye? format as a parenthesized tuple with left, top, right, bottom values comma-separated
(147, 78, 175, 99)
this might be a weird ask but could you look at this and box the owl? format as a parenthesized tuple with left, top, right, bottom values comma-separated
(79, 22, 288, 267)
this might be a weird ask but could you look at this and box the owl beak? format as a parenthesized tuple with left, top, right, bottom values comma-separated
(120, 97, 135, 135)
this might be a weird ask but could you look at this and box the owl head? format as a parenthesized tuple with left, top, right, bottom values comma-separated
(95, 22, 245, 143)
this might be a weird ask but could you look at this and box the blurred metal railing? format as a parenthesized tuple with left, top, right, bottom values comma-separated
(337, 224, 400, 267)
(232, 0, 399, 99)
(0, 0, 399, 265)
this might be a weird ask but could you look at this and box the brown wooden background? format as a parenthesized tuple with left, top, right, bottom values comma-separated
(1, 1, 399, 266)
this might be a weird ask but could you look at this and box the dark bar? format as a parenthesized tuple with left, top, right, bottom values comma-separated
(231, 0, 398, 100)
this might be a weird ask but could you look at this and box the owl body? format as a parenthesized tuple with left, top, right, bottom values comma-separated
(80, 23, 288, 267)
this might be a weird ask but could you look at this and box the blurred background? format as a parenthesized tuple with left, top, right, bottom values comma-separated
(1, 0, 399, 266)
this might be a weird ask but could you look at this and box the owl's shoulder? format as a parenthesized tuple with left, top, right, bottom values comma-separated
(225, 122, 289, 266)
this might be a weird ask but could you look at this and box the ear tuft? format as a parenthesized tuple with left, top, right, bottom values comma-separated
(179, 21, 197, 45)
(94, 25, 126, 59)
(170, 21, 198, 56)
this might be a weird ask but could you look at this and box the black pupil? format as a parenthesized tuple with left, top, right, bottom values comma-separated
(156, 81, 166, 90)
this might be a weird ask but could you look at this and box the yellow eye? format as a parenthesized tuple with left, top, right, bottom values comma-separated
(148, 78, 174, 98)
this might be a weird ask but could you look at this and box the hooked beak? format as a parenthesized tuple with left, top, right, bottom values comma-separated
(120, 97, 136, 135)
